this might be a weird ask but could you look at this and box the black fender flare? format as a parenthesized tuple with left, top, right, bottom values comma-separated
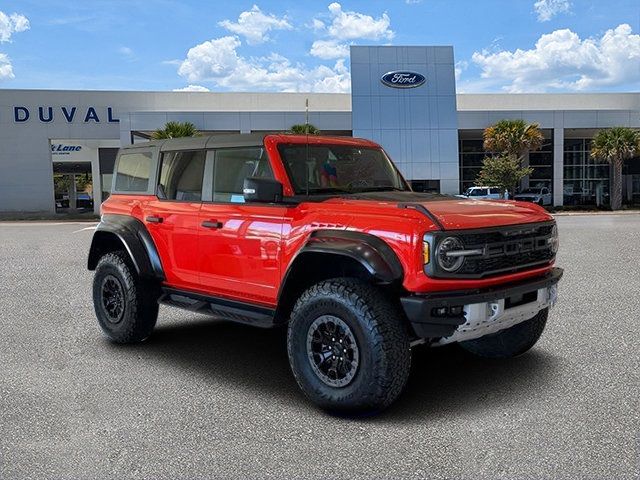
(87, 214, 165, 281)
(283, 229, 404, 286)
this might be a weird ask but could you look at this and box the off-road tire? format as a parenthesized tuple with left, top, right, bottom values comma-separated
(92, 251, 159, 344)
(459, 308, 548, 359)
(287, 278, 411, 413)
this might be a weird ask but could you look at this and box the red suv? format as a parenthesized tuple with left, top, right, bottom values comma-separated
(88, 134, 562, 413)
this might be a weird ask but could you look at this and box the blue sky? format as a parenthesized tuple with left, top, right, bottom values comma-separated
(0, 0, 638, 93)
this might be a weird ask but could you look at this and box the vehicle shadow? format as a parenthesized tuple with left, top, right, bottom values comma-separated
(129, 315, 561, 420)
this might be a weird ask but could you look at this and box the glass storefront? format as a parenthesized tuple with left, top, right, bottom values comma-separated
(459, 132, 553, 194)
(563, 139, 610, 206)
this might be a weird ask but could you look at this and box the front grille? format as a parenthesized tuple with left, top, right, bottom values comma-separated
(430, 222, 555, 278)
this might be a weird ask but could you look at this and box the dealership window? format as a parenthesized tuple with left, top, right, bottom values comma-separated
(563, 138, 610, 206)
(411, 179, 440, 193)
(99, 148, 119, 202)
(114, 152, 152, 192)
(459, 138, 493, 193)
(459, 132, 554, 194)
(528, 135, 553, 189)
(213, 147, 274, 203)
(158, 150, 206, 201)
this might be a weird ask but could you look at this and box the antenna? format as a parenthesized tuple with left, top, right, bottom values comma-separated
(305, 98, 310, 197)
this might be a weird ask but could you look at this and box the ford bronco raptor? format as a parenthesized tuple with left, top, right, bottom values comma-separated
(88, 134, 562, 413)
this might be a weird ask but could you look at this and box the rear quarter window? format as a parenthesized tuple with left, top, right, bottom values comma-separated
(114, 152, 152, 192)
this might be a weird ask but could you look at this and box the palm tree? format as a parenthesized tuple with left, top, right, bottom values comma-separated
(478, 119, 544, 198)
(483, 119, 544, 160)
(289, 123, 320, 135)
(151, 121, 200, 139)
(590, 127, 640, 210)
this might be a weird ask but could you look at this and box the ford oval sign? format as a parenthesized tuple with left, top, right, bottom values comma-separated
(380, 71, 426, 89)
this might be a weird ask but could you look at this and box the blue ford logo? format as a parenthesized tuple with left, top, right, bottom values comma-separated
(380, 71, 426, 89)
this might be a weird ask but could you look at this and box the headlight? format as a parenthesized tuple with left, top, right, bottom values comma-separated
(436, 237, 465, 272)
(548, 224, 559, 254)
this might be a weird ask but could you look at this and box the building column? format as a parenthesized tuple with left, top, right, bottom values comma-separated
(553, 127, 564, 207)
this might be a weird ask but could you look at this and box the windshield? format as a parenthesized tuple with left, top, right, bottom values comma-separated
(466, 188, 486, 196)
(278, 144, 409, 195)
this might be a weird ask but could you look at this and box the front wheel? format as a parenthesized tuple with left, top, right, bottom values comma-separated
(287, 278, 411, 413)
(459, 308, 548, 359)
(92, 251, 159, 344)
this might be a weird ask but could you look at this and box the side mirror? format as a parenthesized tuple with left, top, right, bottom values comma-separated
(243, 177, 283, 203)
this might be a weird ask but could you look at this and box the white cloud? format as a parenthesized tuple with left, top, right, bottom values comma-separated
(219, 5, 291, 45)
(309, 18, 325, 32)
(177, 35, 350, 93)
(533, 0, 571, 22)
(405, 0, 423, 4)
(308, 3, 394, 60)
(118, 46, 137, 61)
(324, 3, 394, 41)
(0, 52, 14, 80)
(471, 24, 640, 92)
(173, 85, 211, 92)
(0, 11, 29, 42)
(310, 40, 349, 60)
(454, 60, 468, 82)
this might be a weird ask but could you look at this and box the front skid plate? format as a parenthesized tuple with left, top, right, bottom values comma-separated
(434, 284, 557, 346)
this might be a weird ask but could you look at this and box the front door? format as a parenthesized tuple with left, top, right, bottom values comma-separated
(143, 149, 206, 291)
(198, 146, 285, 306)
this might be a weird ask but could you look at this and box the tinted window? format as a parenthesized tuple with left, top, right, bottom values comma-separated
(213, 147, 274, 203)
(114, 152, 152, 192)
(278, 144, 407, 194)
(468, 188, 487, 196)
(158, 150, 206, 201)
(490, 188, 501, 194)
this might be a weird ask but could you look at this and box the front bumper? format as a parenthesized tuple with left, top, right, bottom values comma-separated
(401, 268, 563, 343)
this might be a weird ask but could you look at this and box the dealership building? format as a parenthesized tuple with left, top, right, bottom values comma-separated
(0, 45, 638, 215)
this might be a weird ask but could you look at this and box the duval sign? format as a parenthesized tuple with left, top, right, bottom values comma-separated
(13, 106, 119, 123)
(380, 71, 426, 89)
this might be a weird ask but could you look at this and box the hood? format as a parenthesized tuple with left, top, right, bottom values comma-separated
(323, 191, 552, 230)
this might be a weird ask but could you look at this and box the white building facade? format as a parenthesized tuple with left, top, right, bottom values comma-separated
(0, 45, 638, 215)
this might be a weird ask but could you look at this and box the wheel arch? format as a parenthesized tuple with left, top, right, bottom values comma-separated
(275, 230, 404, 323)
(87, 214, 165, 281)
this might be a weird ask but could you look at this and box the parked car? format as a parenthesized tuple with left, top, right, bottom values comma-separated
(457, 186, 503, 200)
(87, 134, 562, 413)
(514, 187, 552, 206)
(76, 192, 94, 209)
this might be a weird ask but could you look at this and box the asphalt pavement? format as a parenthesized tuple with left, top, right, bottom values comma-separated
(0, 215, 638, 479)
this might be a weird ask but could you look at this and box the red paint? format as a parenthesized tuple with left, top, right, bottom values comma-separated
(101, 135, 557, 306)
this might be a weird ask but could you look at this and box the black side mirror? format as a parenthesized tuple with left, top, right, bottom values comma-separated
(243, 177, 283, 203)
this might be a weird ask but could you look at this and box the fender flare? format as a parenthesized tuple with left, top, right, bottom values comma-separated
(87, 214, 165, 281)
(282, 229, 404, 286)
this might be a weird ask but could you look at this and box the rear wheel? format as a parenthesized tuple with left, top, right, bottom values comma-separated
(459, 308, 548, 359)
(287, 278, 411, 413)
(92, 251, 159, 343)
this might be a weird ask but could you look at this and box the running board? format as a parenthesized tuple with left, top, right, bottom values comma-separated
(159, 287, 277, 328)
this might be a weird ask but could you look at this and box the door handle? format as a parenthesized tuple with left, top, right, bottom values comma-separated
(146, 215, 163, 223)
(202, 220, 223, 229)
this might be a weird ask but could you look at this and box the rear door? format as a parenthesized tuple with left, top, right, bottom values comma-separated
(198, 146, 285, 306)
(143, 149, 205, 291)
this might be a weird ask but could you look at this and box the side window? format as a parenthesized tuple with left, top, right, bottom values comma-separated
(114, 152, 152, 192)
(542, 188, 549, 195)
(158, 150, 206, 201)
(490, 188, 500, 194)
(213, 147, 274, 203)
